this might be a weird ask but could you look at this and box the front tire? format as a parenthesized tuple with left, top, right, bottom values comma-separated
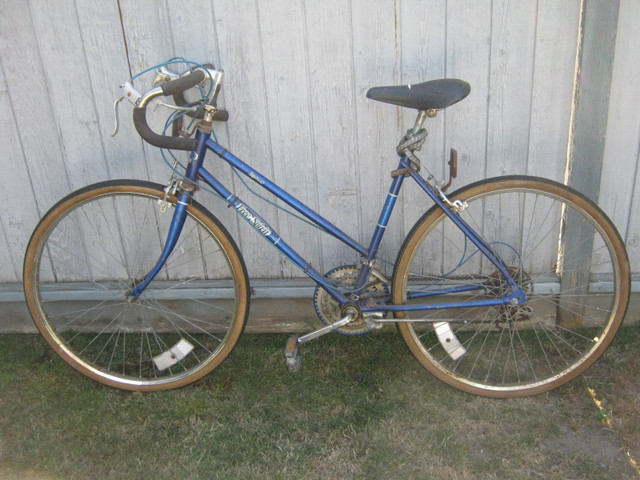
(23, 180, 250, 391)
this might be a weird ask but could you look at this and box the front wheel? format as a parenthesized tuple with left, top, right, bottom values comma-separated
(23, 180, 250, 391)
(392, 176, 630, 397)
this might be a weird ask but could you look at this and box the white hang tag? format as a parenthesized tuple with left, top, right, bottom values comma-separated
(153, 338, 194, 371)
(433, 322, 466, 361)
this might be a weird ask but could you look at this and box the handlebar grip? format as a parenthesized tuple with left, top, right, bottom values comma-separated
(133, 107, 197, 151)
(211, 109, 229, 121)
(159, 69, 206, 96)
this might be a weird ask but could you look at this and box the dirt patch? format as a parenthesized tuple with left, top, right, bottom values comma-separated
(542, 424, 632, 474)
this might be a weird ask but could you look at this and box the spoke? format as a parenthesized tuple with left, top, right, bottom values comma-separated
(503, 325, 519, 385)
(531, 323, 554, 375)
(523, 196, 559, 254)
(142, 297, 225, 346)
(485, 327, 505, 384)
(83, 200, 129, 271)
(530, 291, 613, 318)
(513, 326, 538, 381)
(77, 307, 128, 358)
(45, 236, 124, 280)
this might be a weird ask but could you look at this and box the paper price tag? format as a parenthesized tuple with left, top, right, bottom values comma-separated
(153, 338, 195, 371)
(433, 322, 466, 361)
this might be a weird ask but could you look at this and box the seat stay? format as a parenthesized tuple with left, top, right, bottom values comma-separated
(404, 161, 526, 302)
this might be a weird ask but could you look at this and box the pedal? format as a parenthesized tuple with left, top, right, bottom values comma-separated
(364, 312, 384, 330)
(284, 336, 302, 373)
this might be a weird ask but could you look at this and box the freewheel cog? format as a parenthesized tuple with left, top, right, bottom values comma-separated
(485, 266, 535, 329)
(313, 265, 388, 335)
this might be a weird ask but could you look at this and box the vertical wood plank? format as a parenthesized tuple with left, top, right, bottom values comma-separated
(117, 0, 174, 73)
(399, 0, 448, 236)
(75, 0, 148, 181)
(444, 0, 492, 186)
(600, 0, 640, 271)
(351, 0, 400, 276)
(164, 0, 245, 275)
(566, 0, 619, 203)
(303, 0, 361, 272)
(483, 1, 539, 273)
(0, 67, 41, 282)
(485, 0, 538, 178)
(29, 0, 110, 189)
(0, 1, 71, 213)
(527, 0, 581, 181)
(212, 0, 282, 278)
(560, 0, 620, 325)
(0, 226, 16, 282)
(443, 0, 492, 272)
(118, 0, 176, 182)
(168, 0, 220, 63)
(256, 0, 322, 278)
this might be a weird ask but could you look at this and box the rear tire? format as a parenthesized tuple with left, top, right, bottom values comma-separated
(23, 180, 250, 391)
(392, 176, 630, 397)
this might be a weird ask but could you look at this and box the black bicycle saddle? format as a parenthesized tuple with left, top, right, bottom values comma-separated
(366, 78, 470, 111)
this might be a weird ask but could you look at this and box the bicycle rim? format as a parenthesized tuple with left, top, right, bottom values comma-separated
(392, 176, 630, 397)
(23, 180, 249, 391)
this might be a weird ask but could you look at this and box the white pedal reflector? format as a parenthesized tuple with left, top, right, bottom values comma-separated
(433, 322, 466, 361)
(153, 338, 194, 371)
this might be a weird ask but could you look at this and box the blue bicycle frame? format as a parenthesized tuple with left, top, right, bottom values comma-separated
(131, 127, 525, 315)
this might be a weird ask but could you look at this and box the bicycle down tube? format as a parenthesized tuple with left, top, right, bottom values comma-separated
(141, 127, 525, 315)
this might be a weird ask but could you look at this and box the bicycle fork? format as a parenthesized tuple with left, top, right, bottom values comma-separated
(128, 141, 207, 301)
(127, 191, 191, 300)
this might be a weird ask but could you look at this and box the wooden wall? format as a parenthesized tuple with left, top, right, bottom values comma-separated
(0, 0, 638, 283)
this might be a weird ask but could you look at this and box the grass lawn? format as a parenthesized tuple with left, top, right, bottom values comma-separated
(1, 328, 639, 479)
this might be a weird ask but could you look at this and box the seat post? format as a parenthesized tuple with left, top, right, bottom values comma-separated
(410, 109, 436, 134)
(396, 109, 436, 170)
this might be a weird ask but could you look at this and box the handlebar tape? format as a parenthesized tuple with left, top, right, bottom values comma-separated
(159, 69, 206, 96)
(132, 69, 205, 151)
(133, 107, 198, 151)
(171, 69, 229, 122)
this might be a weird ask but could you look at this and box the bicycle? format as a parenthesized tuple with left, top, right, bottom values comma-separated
(23, 59, 630, 397)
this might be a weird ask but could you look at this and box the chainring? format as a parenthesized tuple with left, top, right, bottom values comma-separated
(313, 265, 388, 335)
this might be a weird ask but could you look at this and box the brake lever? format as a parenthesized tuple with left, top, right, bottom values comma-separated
(111, 96, 124, 137)
(111, 80, 199, 137)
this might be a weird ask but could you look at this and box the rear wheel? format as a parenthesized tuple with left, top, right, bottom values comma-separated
(392, 176, 630, 397)
(23, 180, 250, 391)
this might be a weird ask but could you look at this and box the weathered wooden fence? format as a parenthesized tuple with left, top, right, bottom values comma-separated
(1, 0, 638, 289)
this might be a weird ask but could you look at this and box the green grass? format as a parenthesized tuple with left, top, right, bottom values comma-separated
(1, 329, 639, 479)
